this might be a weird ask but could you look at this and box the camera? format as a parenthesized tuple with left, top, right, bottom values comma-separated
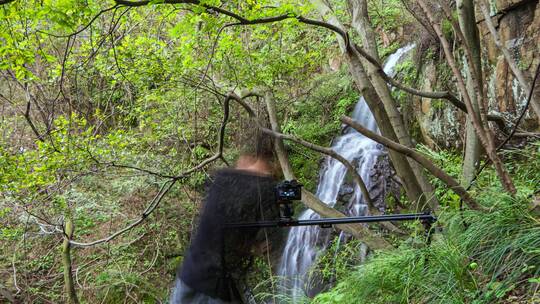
(276, 180, 302, 220)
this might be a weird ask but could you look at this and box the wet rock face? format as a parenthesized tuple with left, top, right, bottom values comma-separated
(414, 60, 462, 149)
(368, 153, 402, 212)
(414, 0, 539, 148)
(481, 0, 539, 127)
(335, 152, 401, 213)
(337, 184, 354, 206)
(480, 0, 539, 73)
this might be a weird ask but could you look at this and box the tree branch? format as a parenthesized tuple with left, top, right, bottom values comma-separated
(37, 5, 120, 38)
(341, 116, 483, 211)
(263, 92, 402, 235)
(85, 89, 234, 181)
(69, 180, 176, 247)
(465, 63, 540, 190)
(114, 0, 475, 124)
(70, 91, 238, 248)
(259, 93, 392, 248)
(24, 101, 45, 142)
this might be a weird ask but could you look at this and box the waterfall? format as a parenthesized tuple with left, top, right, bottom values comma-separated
(276, 44, 415, 301)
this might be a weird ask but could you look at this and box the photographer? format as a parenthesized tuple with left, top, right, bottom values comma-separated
(170, 138, 279, 304)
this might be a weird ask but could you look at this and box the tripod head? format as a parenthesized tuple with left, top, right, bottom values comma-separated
(275, 180, 302, 220)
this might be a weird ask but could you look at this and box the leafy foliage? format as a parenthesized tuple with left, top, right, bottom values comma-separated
(0, 0, 337, 302)
(1, 0, 538, 303)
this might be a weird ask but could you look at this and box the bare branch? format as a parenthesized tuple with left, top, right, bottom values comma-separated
(258, 92, 393, 247)
(350, 42, 486, 118)
(24, 100, 44, 142)
(115, 0, 197, 7)
(239, 91, 372, 208)
(499, 64, 540, 149)
(261, 92, 401, 234)
(69, 91, 238, 248)
(400, 0, 437, 40)
(464, 62, 540, 191)
(113, 0, 472, 121)
(85, 85, 234, 181)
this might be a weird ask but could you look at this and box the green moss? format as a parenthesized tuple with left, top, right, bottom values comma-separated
(441, 19, 454, 41)
(408, 118, 422, 144)
(392, 59, 418, 107)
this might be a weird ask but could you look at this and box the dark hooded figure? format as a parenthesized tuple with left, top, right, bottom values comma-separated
(170, 137, 279, 303)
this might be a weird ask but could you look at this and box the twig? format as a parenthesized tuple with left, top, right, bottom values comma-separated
(260, 92, 402, 234)
(192, 23, 235, 91)
(140, 240, 159, 275)
(23, 94, 44, 142)
(69, 91, 235, 247)
(113, 0, 478, 123)
(110, 8, 135, 86)
(37, 5, 119, 38)
(84, 89, 234, 180)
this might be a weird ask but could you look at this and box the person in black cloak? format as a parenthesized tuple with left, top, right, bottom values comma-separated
(170, 134, 279, 304)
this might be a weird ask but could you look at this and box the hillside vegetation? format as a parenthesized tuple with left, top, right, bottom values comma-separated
(0, 0, 539, 303)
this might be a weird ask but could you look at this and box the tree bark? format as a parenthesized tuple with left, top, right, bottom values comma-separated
(457, 0, 483, 186)
(265, 92, 295, 179)
(62, 216, 79, 304)
(266, 96, 374, 208)
(348, 0, 438, 210)
(264, 94, 405, 234)
(417, 0, 516, 195)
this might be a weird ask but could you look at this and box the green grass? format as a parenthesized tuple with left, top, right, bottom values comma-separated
(313, 197, 539, 303)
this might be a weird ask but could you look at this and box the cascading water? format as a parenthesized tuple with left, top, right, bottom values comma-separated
(277, 44, 415, 301)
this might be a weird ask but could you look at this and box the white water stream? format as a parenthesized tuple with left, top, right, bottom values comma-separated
(276, 45, 415, 301)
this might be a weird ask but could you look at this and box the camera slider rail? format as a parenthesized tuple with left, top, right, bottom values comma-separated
(223, 212, 436, 229)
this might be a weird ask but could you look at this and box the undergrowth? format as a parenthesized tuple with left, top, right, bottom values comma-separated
(312, 142, 540, 304)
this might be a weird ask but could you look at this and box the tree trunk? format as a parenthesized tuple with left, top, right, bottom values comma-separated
(457, 0, 483, 186)
(348, 0, 438, 210)
(417, 0, 516, 194)
(310, 0, 429, 209)
(62, 216, 79, 304)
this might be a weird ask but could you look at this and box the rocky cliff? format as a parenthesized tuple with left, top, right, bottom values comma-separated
(413, 0, 539, 148)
